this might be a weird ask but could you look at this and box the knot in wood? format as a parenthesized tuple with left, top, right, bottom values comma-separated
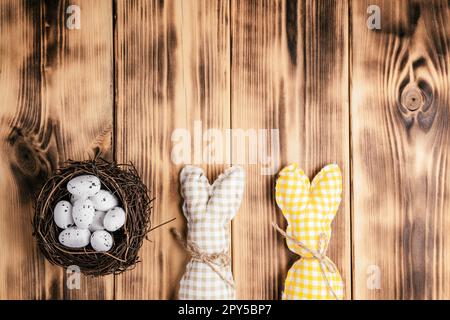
(401, 84, 425, 111)
(15, 141, 38, 176)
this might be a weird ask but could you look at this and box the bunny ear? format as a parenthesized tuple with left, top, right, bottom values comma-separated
(208, 166, 245, 221)
(309, 164, 342, 222)
(275, 164, 310, 222)
(179, 165, 210, 220)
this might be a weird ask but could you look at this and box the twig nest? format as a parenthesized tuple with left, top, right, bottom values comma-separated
(33, 158, 153, 276)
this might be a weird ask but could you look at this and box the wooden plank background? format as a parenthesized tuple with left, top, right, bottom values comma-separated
(230, 0, 350, 299)
(351, 0, 450, 299)
(0, 0, 449, 299)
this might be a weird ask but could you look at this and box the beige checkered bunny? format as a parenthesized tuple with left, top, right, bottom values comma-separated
(178, 165, 245, 300)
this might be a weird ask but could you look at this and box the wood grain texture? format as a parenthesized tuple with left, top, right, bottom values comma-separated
(44, 0, 114, 300)
(231, 0, 351, 299)
(3, 0, 450, 300)
(0, 0, 114, 299)
(351, 0, 450, 299)
(114, 0, 230, 299)
(0, 0, 52, 300)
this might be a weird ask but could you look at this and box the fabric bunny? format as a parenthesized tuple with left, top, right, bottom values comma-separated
(275, 163, 344, 300)
(177, 165, 245, 300)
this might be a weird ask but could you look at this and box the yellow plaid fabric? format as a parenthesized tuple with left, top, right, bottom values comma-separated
(275, 163, 344, 300)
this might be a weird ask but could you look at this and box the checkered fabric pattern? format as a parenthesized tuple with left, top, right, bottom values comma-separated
(178, 165, 245, 300)
(275, 163, 344, 300)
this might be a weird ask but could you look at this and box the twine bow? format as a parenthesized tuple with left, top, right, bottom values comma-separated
(171, 228, 235, 289)
(272, 222, 341, 300)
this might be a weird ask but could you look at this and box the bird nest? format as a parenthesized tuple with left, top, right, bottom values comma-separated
(33, 158, 153, 276)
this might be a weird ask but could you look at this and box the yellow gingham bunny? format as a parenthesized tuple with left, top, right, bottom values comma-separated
(275, 163, 344, 300)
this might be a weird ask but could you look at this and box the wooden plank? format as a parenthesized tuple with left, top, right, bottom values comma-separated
(0, 0, 114, 299)
(114, 0, 230, 299)
(50, 0, 114, 299)
(230, 0, 351, 299)
(351, 0, 450, 299)
(40, 0, 114, 300)
(0, 0, 52, 300)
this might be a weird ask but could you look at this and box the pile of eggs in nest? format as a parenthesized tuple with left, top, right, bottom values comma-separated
(53, 175, 125, 252)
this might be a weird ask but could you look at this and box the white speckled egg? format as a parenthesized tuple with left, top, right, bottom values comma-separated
(90, 230, 113, 252)
(72, 199, 95, 229)
(53, 200, 74, 229)
(58, 227, 91, 248)
(67, 175, 101, 198)
(89, 189, 119, 212)
(70, 193, 85, 205)
(103, 207, 126, 232)
(89, 210, 106, 232)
